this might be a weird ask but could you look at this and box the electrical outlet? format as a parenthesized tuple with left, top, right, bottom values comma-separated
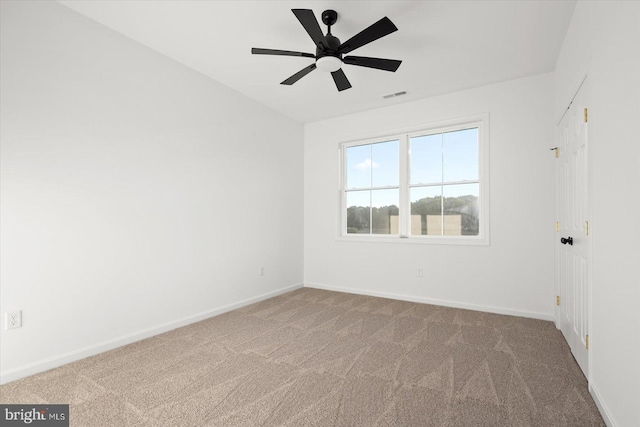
(416, 268, 423, 277)
(259, 266, 264, 276)
(6, 310, 22, 330)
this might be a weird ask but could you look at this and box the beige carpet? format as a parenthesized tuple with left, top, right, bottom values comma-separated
(0, 288, 604, 426)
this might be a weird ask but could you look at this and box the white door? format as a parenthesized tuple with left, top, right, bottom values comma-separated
(556, 78, 589, 377)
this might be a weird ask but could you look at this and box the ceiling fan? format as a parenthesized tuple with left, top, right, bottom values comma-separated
(252, 9, 402, 92)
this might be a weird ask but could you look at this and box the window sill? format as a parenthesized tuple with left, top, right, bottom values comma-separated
(336, 234, 490, 246)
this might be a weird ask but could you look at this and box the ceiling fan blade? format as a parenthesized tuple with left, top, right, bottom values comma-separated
(252, 48, 315, 58)
(281, 64, 317, 85)
(331, 69, 352, 91)
(337, 17, 398, 54)
(343, 56, 402, 72)
(292, 9, 326, 49)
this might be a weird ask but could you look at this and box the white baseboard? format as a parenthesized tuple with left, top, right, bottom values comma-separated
(590, 382, 616, 427)
(304, 283, 554, 321)
(0, 283, 303, 385)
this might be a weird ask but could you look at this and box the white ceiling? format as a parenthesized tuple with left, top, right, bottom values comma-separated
(57, 1, 576, 123)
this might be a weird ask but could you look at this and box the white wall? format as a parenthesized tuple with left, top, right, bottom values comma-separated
(304, 73, 555, 319)
(0, 1, 303, 382)
(554, 2, 640, 426)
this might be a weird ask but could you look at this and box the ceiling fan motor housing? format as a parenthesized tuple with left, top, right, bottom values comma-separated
(316, 34, 342, 59)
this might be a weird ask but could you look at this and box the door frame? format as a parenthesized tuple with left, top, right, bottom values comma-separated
(554, 65, 592, 386)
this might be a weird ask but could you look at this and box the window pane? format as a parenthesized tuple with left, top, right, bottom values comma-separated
(346, 144, 371, 189)
(410, 186, 442, 235)
(371, 189, 399, 235)
(410, 134, 442, 184)
(372, 140, 399, 187)
(443, 128, 478, 182)
(443, 183, 479, 236)
(346, 191, 370, 234)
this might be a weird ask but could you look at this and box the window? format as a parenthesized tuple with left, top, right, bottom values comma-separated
(345, 139, 399, 234)
(340, 115, 488, 244)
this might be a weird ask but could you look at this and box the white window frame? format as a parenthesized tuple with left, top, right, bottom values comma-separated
(338, 114, 490, 246)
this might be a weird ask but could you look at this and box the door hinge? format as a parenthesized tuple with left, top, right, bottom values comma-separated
(586, 334, 589, 350)
(584, 108, 588, 123)
(585, 221, 589, 236)
(556, 296, 560, 306)
(555, 221, 559, 232)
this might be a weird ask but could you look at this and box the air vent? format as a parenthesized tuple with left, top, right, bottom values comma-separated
(383, 91, 407, 99)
